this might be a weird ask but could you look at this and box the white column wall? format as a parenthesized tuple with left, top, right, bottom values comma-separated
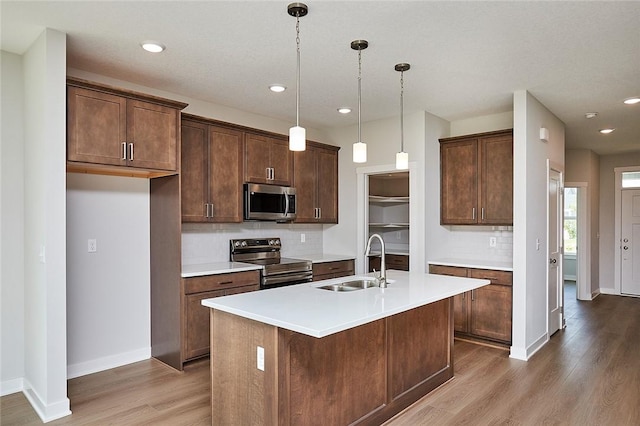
(22, 28, 71, 421)
(1, 51, 26, 396)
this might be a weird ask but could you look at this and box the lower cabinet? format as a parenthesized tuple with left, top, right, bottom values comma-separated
(182, 270, 260, 362)
(429, 264, 512, 345)
(312, 260, 355, 281)
(369, 254, 409, 272)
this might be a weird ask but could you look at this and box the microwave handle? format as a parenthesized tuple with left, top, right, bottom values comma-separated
(284, 192, 290, 216)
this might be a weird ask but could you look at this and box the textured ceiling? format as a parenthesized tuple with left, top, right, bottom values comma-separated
(2, 1, 639, 155)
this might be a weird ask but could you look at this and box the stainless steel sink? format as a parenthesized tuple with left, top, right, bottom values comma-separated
(317, 279, 380, 292)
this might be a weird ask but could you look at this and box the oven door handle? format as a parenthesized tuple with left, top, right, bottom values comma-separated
(263, 272, 313, 286)
(284, 192, 290, 217)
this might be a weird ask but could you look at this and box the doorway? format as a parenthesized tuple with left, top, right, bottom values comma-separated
(614, 167, 640, 295)
(548, 165, 563, 335)
(563, 184, 590, 301)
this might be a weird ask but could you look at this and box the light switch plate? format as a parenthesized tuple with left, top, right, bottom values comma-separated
(88, 239, 97, 253)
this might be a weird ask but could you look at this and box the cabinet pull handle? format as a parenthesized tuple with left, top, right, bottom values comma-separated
(472, 207, 476, 220)
(318, 208, 321, 219)
(471, 289, 475, 301)
(129, 143, 134, 161)
(271, 167, 275, 180)
(204, 204, 208, 218)
(122, 142, 127, 160)
(219, 281, 233, 285)
(266, 168, 270, 180)
(462, 292, 465, 300)
(481, 207, 485, 220)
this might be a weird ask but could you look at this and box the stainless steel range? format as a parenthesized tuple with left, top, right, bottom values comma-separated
(230, 238, 312, 290)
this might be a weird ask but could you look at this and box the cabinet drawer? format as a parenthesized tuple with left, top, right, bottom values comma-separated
(428, 264, 468, 277)
(313, 260, 354, 277)
(469, 269, 512, 286)
(183, 270, 260, 294)
(386, 254, 409, 271)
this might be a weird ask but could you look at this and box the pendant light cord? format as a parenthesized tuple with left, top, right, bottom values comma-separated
(295, 15, 301, 127)
(358, 49, 362, 143)
(400, 70, 404, 152)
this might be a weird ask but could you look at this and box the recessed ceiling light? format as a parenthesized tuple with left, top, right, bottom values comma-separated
(337, 107, 352, 114)
(585, 112, 598, 119)
(269, 84, 286, 93)
(623, 97, 640, 105)
(599, 128, 615, 134)
(141, 41, 165, 53)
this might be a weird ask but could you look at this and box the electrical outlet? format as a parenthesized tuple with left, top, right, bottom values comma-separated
(300, 233, 306, 243)
(88, 239, 97, 253)
(489, 237, 497, 247)
(257, 346, 265, 371)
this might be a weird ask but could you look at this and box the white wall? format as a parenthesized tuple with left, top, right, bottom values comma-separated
(66, 174, 151, 378)
(598, 152, 640, 293)
(22, 29, 71, 421)
(450, 111, 513, 137)
(1, 51, 25, 396)
(511, 90, 565, 361)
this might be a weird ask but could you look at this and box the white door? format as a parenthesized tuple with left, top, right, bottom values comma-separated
(621, 189, 640, 295)
(548, 169, 563, 334)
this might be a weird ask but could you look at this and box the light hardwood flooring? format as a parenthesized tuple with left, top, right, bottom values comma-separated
(2, 291, 639, 425)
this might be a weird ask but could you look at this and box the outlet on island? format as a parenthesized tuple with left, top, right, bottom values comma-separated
(300, 233, 305, 243)
(489, 237, 497, 248)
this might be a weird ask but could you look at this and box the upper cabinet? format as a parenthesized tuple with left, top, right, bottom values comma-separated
(293, 144, 339, 223)
(67, 78, 187, 176)
(439, 129, 513, 225)
(181, 116, 243, 223)
(244, 133, 292, 186)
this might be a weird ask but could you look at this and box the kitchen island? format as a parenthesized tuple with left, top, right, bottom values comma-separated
(202, 270, 489, 425)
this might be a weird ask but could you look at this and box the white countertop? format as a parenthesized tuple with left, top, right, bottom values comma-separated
(428, 258, 513, 272)
(181, 262, 262, 278)
(202, 270, 489, 338)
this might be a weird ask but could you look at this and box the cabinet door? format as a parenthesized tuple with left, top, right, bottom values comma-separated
(181, 120, 209, 222)
(244, 133, 272, 183)
(67, 86, 127, 166)
(469, 284, 512, 343)
(293, 148, 318, 222)
(126, 99, 178, 171)
(440, 139, 478, 224)
(428, 265, 469, 332)
(316, 148, 338, 223)
(209, 125, 243, 222)
(269, 137, 292, 186)
(479, 134, 513, 225)
(386, 254, 409, 271)
(184, 289, 226, 360)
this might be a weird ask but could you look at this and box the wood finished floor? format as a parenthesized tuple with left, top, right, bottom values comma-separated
(3, 288, 639, 425)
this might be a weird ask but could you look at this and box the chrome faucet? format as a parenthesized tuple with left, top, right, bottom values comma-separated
(365, 233, 387, 288)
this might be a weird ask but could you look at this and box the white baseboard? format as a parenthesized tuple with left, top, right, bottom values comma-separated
(67, 347, 151, 379)
(509, 332, 548, 361)
(600, 287, 618, 295)
(1, 377, 24, 396)
(23, 379, 71, 423)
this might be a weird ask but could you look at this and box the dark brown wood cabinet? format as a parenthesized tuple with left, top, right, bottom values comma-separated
(294, 144, 339, 223)
(181, 116, 243, 222)
(369, 254, 409, 272)
(439, 129, 513, 225)
(429, 264, 512, 344)
(312, 259, 355, 281)
(67, 78, 187, 175)
(182, 270, 260, 362)
(244, 133, 292, 186)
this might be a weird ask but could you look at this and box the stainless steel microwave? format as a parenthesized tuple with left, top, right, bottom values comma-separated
(244, 183, 296, 222)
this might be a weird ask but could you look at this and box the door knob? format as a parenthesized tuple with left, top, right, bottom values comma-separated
(623, 246, 629, 250)
(549, 258, 557, 264)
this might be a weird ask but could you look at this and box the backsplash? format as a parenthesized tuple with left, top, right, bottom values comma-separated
(440, 227, 513, 262)
(181, 222, 324, 265)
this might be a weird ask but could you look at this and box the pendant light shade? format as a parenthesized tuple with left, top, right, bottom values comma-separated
(351, 40, 368, 163)
(288, 3, 308, 151)
(395, 63, 410, 170)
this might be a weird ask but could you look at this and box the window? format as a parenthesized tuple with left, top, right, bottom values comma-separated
(622, 171, 640, 188)
(563, 187, 577, 255)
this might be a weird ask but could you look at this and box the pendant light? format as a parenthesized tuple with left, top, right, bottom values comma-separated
(395, 63, 410, 170)
(288, 3, 308, 151)
(351, 40, 368, 163)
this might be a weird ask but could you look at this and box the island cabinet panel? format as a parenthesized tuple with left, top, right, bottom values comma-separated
(429, 264, 512, 345)
(312, 259, 354, 281)
(181, 117, 243, 222)
(67, 78, 187, 177)
(210, 298, 454, 425)
(439, 129, 513, 225)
